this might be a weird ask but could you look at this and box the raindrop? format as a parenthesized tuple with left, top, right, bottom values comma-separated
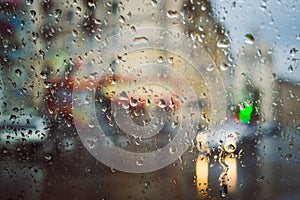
(157, 56, 164, 63)
(171, 121, 178, 129)
(157, 99, 166, 108)
(201, 4, 207, 11)
(44, 153, 53, 161)
(88, 122, 95, 128)
(110, 167, 116, 173)
(169, 146, 177, 154)
(53, 9, 62, 18)
(144, 181, 150, 189)
(72, 29, 79, 37)
(2, 39, 9, 48)
(76, 6, 82, 14)
(217, 40, 230, 48)
(119, 15, 125, 23)
(225, 143, 236, 153)
(219, 184, 228, 197)
(151, 0, 157, 7)
(146, 99, 151, 106)
(220, 62, 228, 71)
(256, 49, 262, 57)
(11, 44, 17, 52)
(10, 115, 17, 121)
(284, 153, 293, 160)
(26, 0, 33, 5)
(296, 35, 300, 40)
(166, 10, 179, 19)
(48, 108, 54, 115)
(260, 57, 267, 64)
(30, 10, 36, 18)
(290, 47, 298, 57)
(130, 98, 138, 107)
(119, 91, 128, 101)
(40, 71, 48, 79)
(206, 64, 214, 72)
(122, 102, 130, 109)
(288, 65, 293, 73)
(244, 34, 254, 45)
(88, 1, 96, 8)
(136, 158, 144, 166)
(257, 176, 265, 182)
(15, 69, 22, 77)
(31, 32, 39, 40)
(133, 36, 149, 44)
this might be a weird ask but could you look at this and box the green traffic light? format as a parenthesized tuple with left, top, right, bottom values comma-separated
(238, 98, 253, 124)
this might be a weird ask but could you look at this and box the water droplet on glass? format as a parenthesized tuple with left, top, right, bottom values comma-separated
(88, 122, 95, 128)
(172, 121, 178, 129)
(40, 71, 48, 79)
(257, 176, 264, 182)
(122, 102, 130, 109)
(53, 9, 62, 18)
(11, 44, 17, 52)
(133, 36, 149, 44)
(44, 153, 53, 161)
(31, 32, 39, 40)
(146, 99, 151, 106)
(119, 15, 125, 23)
(76, 6, 82, 14)
(220, 62, 228, 71)
(225, 143, 236, 153)
(30, 10, 36, 18)
(219, 184, 228, 197)
(284, 153, 293, 160)
(290, 47, 298, 57)
(10, 115, 17, 121)
(72, 29, 79, 37)
(88, 1, 96, 8)
(166, 10, 179, 19)
(244, 34, 254, 45)
(26, 0, 33, 5)
(130, 98, 138, 107)
(217, 40, 230, 48)
(206, 64, 214, 72)
(256, 49, 262, 57)
(288, 65, 293, 73)
(169, 146, 177, 154)
(157, 56, 164, 63)
(149, 0, 157, 7)
(260, 57, 267, 64)
(15, 69, 22, 76)
(136, 158, 144, 166)
(157, 99, 166, 108)
(48, 108, 54, 115)
(296, 35, 300, 40)
(2, 39, 9, 48)
(119, 91, 128, 101)
(201, 4, 207, 11)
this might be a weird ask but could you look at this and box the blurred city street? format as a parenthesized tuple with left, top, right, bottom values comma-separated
(0, 0, 299, 199)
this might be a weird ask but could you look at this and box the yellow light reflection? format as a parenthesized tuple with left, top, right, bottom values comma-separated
(224, 154, 237, 193)
(196, 154, 209, 197)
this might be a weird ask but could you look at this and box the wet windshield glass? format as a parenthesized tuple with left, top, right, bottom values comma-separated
(0, 0, 299, 199)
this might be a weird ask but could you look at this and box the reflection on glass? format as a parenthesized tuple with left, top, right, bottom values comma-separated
(195, 154, 209, 197)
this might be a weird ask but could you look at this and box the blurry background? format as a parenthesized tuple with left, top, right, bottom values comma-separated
(0, 0, 299, 199)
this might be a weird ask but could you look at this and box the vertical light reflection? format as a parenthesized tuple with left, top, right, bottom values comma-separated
(196, 154, 209, 198)
(224, 154, 237, 193)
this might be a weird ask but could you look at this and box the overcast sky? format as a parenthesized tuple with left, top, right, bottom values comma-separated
(212, 0, 300, 84)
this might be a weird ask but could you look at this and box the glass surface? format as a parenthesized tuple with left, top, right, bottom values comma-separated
(0, 0, 299, 199)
